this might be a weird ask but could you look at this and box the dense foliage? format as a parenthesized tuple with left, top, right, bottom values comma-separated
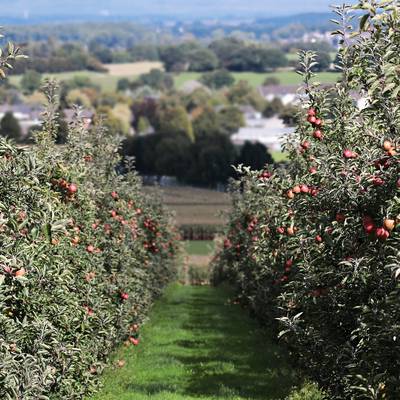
(213, 2, 400, 399)
(0, 82, 178, 399)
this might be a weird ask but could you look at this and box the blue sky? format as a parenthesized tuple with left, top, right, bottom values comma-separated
(2, 0, 336, 18)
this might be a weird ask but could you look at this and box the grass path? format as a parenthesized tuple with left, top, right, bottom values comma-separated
(90, 284, 300, 400)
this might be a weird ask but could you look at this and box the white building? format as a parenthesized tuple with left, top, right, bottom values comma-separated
(231, 115, 294, 151)
(258, 85, 299, 105)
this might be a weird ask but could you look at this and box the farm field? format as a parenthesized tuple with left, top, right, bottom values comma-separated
(174, 70, 341, 88)
(89, 284, 309, 400)
(8, 61, 163, 92)
(105, 61, 164, 76)
(184, 240, 215, 256)
(143, 186, 231, 227)
(8, 62, 340, 92)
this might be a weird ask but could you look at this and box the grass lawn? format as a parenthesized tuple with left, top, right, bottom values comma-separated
(89, 284, 303, 400)
(184, 240, 215, 256)
(271, 151, 289, 163)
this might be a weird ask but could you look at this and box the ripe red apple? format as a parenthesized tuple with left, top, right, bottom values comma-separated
(285, 259, 293, 268)
(336, 213, 345, 223)
(315, 235, 323, 243)
(84, 306, 94, 316)
(307, 115, 317, 124)
(260, 171, 272, 179)
(309, 167, 317, 174)
(314, 118, 322, 126)
(343, 149, 354, 159)
(120, 292, 129, 301)
(287, 190, 295, 199)
(397, 178, 400, 188)
(300, 184, 309, 193)
(372, 176, 384, 186)
(111, 191, 119, 199)
(313, 130, 323, 140)
(301, 141, 311, 150)
(307, 108, 316, 117)
(224, 239, 232, 248)
(276, 227, 285, 234)
(129, 337, 140, 346)
(375, 227, 390, 241)
(110, 210, 117, 218)
(293, 185, 301, 194)
(68, 183, 78, 194)
(86, 245, 95, 253)
(363, 216, 376, 234)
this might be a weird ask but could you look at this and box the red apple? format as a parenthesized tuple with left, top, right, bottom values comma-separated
(120, 292, 129, 301)
(313, 130, 323, 140)
(307, 108, 316, 117)
(307, 115, 317, 124)
(375, 227, 390, 241)
(336, 213, 345, 223)
(372, 176, 384, 186)
(301, 141, 311, 150)
(129, 337, 140, 346)
(343, 149, 353, 159)
(86, 245, 95, 253)
(300, 184, 309, 193)
(363, 216, 376, 234)
(68, 183, 78, 194)
(285, 259, 293, 268)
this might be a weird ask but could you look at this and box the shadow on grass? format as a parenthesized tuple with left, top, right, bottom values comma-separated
(131, 286, 297, 399)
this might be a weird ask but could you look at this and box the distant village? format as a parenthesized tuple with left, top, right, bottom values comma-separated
(0, 77, 368, 151)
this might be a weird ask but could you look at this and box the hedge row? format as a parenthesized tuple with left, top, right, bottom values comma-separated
(213, 3, 400, 399)
(0, 82, 178, 399)
(179, 224, 220, 240)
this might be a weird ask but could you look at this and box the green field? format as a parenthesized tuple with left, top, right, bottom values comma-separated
(175, 70, 340, 89)
(184, 240, 215, 256)
(9, 71, 122, 92)
(271, 151, 289, 163)
(9, 65, 340, 93)
(89, 284, 317, 400)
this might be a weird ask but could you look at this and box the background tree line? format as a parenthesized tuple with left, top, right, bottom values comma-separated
(7, 36, 335, 75)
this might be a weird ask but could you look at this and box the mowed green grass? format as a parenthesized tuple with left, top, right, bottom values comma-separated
(89, 284, 301, 400)
(184, 240, 215, 256)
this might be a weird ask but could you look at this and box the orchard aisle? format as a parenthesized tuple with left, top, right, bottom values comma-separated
(90, 284, 299, 400)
